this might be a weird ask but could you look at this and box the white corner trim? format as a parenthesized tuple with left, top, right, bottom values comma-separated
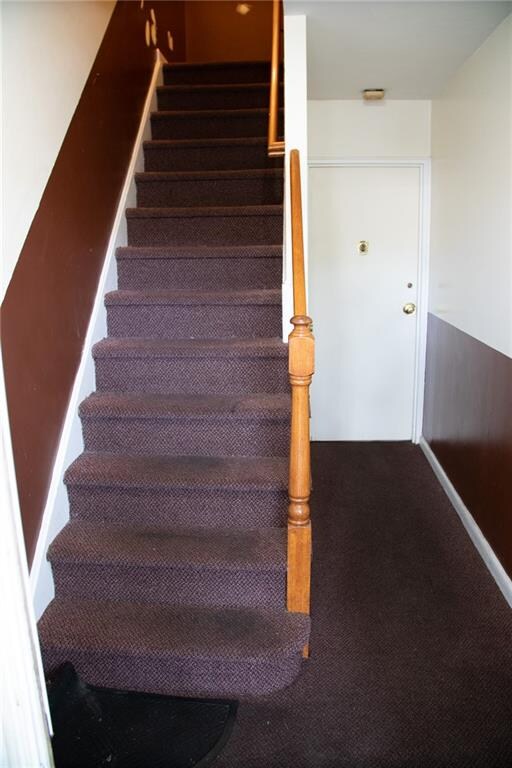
(282, 14, 308, 341)
(420, 436, 512, 609)
(30, 49, 166, 620)
(412, 160, 430, 444)
(1, 356, 54, 760)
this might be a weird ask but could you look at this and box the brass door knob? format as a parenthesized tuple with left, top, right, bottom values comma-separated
(403, 302, 416, 315)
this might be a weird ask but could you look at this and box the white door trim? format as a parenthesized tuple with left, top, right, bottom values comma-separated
(308, 156, 431, 443)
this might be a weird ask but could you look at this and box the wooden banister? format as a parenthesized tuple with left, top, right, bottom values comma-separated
(268, 0, 284, 157)
(267, 4, 312, 639)
(287, 150, 314, 651)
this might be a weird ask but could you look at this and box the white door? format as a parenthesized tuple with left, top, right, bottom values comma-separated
(309, 165, 421, 441)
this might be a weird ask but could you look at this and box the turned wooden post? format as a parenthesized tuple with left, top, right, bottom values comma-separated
(287, 151, 314, 659)
(287, 315, 314, 621)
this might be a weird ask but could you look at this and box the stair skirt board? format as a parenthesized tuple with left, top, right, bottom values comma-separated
(38, 59, 307, 699)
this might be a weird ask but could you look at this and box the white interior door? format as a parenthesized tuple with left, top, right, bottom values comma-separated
(309, 165, 421, 441)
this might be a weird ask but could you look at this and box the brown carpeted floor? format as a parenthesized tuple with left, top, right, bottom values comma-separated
(216, 442, 512, 768)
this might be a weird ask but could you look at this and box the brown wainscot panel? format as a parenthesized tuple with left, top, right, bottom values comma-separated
(1, 1, 186, 564)
(423, 313, 512, 579)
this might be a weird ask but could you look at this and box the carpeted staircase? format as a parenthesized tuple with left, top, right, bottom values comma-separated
(38, 60, 310, 698)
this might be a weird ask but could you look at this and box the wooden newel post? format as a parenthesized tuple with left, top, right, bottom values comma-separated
(287, 314, 314, 633)
(287, 149, 314, 656)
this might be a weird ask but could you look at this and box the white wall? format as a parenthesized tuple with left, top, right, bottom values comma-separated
(308, 100, 431, 159)
(1, 0, 115, 300)
(430, 14, 512, 357)
(283, 14, 308, 334)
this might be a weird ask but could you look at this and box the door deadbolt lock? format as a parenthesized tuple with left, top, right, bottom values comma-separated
(403, 302, 416, 315)
(358, 240, 369, 254)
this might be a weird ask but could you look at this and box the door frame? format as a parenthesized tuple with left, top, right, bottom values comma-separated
(308, 157, 431, 443)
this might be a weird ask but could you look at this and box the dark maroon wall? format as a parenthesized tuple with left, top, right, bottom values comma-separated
(423, 314, 512, 579)
(185, 0, 273, 62)
(1, 1, 186, 564)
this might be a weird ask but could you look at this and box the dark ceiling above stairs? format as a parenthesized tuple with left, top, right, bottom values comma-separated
(38, 60, 309, 699)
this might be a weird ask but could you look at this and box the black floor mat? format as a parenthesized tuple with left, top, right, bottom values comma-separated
(47, 663, 237, 768)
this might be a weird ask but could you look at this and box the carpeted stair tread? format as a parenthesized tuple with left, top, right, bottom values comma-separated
(143, 137, 284, 172)
(104, 288, 282, 339)
(150, 108, 283, 141)
(135, 169, 283, 182)
(80, 392, 290, 458)
(65, 452, 288, 492)
(143, 136, 282, 151)
(126, 204, 283, 219)
(165, 60, 270, 70)
(115, 246, 283, 291)
(80, 391, 290, 421)
(153, 106, 273, 116)
(39, 599, 309, 663)
(93, 336, 287, 360)
(93, 338, 288, 396)
(116, 244, 282, 261)
(158, 82, 271, 92)
(126, 206, 283, 247)
(163, 61, 280, 88)
(135, 169, 283, 207)
(157, 82, 282, 111)
(49, 520, 286, 572)
(105, 288, 281, 306)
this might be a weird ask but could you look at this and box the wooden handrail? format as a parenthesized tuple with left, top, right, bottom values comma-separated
(268, 0, 284, 157)
(287, 150, 314, 652)
(290, 150, 307, 316)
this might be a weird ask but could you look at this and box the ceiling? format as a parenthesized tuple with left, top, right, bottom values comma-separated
(284, 1, 512, 99)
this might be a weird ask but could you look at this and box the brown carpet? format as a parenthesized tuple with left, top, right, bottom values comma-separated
(215, 442, 512, 768)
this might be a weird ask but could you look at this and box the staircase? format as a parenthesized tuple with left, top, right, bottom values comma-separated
(38, 60, 310, 698)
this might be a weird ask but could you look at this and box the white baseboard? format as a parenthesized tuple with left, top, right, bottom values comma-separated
(30, 49, 166, 620)
(420, 436, 512, 609)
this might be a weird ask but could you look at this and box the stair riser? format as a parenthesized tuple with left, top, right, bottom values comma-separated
(81, 416, 289, 457)
(127, 213, 283, 247)
(106, 304, 282, 339)
(144, 143, 283, 172)
(52, 563, 286, 610)
(136, 176, 283, 207)
(117, 256, 282, 290)
(67, 486, 288, 528)
(42, 647, 303, 698)
(151, 112, 283, 140)
(95, 357, 289, 395)
(164, 63, 271, 86)
(157, 87, 281, 111)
